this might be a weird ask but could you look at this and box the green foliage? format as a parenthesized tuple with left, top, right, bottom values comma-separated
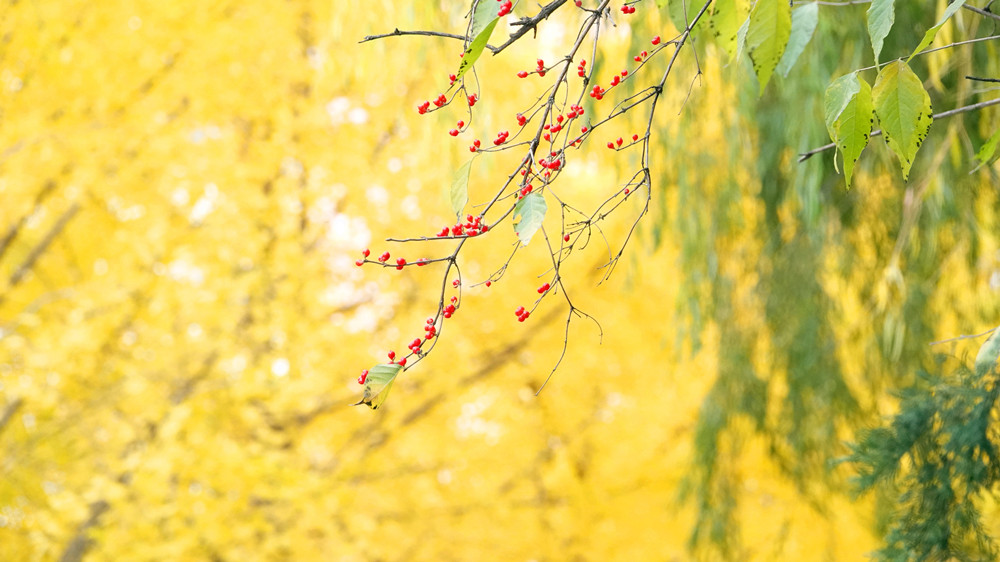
(353, 364, 403, 410)
(451, 158, 474, 218)
(776, 3, 818, 78)
(512, 192, 546, 246)
(847, 359, 1000, 561)
(908, 0, 967, 61)
(825, 72, 875, 188)
(974, 128, 1000, 170)
(745, 0, 791, 93)
(872, 60, 933, 181)
(867, 0, 895, 66)
(456, 16, 498, 80)
(709, 0, 749, 61)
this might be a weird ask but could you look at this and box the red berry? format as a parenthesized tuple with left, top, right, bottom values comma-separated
(537, 282, 550, 293)
(398, 357, 407, 366)
(379, 252, 390, 262)
(564, 234, 570, 242)
(355, 260, 364, 266)
(616, 137, 623, 147)
(362, 249, 370, 257)
(624, 188, 630, 194)
(652, 36, 661, 45)
(449, 129, 459, 136)
(485, 280, 492, 287)
(515, 306, 525, 316)
(517, 71, 528, 78)
(358, 369, 368, 385)
(396, 257, 407, 270)
(634, 55, 642, 62)
(575, 0, 582, 5)
(607, 142, 614, 149)
(467, 94, 478, 106)
(581, 126, 588, 133)
(632, 134, 639, 141)
(387, 350, 396, 360)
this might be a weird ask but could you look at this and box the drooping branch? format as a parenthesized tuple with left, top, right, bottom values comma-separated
(798, 97, 1000, 162)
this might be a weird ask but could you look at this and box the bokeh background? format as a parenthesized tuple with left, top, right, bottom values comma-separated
(2, 1, 999, 560)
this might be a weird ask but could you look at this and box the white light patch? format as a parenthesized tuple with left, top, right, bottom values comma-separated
(271, 357, 290, 377)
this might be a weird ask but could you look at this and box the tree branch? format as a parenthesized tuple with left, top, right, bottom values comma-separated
(798, 97, 1000, 162)
(0, 397, 24, 439)
(494, 0, 571, 54)
(57, 500, 110, 562)
(963, 4, 1000, 23)
(359, 28, 499, 54)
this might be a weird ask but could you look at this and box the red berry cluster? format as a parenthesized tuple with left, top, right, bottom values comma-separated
(443, 295, 459, 318)
(576, 59, 587, 77)
(467, 93, 478, 107)
(514, 306, 530, 322)
(449, 119, 466, 137)
(497, 0, 513, 17)
(355, 248, 371, 266)
(606, 133, 641, 150)
(469, 138, 481, 152)
(651, 35, 661, 46)
(436, 214, 489, 237)
(535, 58, 546, 77)
(589, 84, 606, 100)
(424, 317, 438, 340)
(493, 130, 509, 146)
(539, 152, 562, 171)
(634, 50, 648, 63)
(537, 282, 550, 293)
(621, 4, 636, 14)
(517, 184, 534, 200)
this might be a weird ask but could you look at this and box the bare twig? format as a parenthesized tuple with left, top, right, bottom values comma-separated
(967, 75, 1000, 83)
(964, 4, 1000, 23)
(929, 327, 997, 346)
(359, 28, 499, 53)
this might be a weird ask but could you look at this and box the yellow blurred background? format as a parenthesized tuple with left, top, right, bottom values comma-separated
(2, 0, 999, 560)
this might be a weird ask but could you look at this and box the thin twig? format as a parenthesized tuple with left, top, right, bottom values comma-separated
(359, 28, 499, 54)
(964, 4, 1000, 23)
(929, 327, 997, 346)
(798, 97, 1000, 162)
(967, 75, 1000, 82)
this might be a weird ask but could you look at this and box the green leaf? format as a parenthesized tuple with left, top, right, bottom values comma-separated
(974, 128, 1000, 170)
(746, 0, 791, 94)
(450, 159, 473, 218)
(667, 0, 692, 33)
(711, 0, 749, 61)
(456, 16, 499, 80)
(512, 191, 546, 246)
(469, 0, 498, 39)
(908, 0, 967, 61)
(824, 72, 862, 139)
(975, 327, 1000, 377)
(776, 2, 818, 77)
(353, 363, 403, 410)
(866, 0, 895, 66)
(735, 11, 751, 61)
(872, 60, 933, 180)
(826, 74, 874, 189)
